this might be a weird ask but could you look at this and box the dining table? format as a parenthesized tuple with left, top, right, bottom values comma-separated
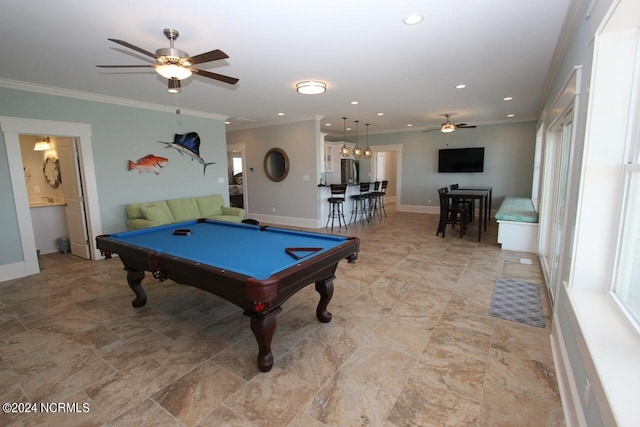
(456, 186, 493, 218)
(445, 188, 492, 242)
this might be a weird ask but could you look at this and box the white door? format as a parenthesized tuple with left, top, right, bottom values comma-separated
(58, 138, 90, 259)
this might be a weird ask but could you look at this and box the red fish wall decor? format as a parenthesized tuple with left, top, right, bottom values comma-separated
(128, 154, 168, 175)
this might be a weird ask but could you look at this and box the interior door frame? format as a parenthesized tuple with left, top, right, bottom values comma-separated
(227, 143, 248, 213)
(537, 66, 582, 304)
(0, 116, 103, 280)
(371, 144, 402, 206)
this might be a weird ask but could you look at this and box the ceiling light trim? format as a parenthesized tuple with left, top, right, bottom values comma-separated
(296, 81, 326, 95)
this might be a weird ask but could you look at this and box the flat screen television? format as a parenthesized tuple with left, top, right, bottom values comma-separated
(438, 147, 485, 173)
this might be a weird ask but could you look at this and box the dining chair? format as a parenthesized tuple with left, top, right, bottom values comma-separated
(437, 187, 468, 238)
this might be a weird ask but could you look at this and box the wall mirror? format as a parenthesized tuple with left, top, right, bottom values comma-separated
(43, 156, 61, 188)
(264, 148, 289, 182)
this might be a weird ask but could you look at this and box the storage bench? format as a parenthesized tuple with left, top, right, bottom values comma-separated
(495, 197, 539, 253)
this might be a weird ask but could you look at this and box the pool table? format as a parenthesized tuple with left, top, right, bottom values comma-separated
(96, 219, 359, 372)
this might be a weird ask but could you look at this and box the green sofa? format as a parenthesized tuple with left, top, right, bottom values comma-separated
(125, 195, 245, 230)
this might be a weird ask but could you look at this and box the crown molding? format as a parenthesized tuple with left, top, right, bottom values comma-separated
(0, 77, 228, 121)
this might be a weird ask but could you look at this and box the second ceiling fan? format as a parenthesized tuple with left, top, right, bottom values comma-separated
(424, 113, 477, 133)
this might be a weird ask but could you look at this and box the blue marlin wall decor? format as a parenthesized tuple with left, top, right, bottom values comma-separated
(158, 132, 215, 175)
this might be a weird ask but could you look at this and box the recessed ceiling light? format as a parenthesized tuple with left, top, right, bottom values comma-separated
(224, 121, 230, 125)
(407, 124, 413, 127)
(350, 101, 359, 105)
(277, 112, 285, 116)
(507, 114, 515, 118)
(504, 96, 513, 101)
(403, 14, 423, 25)
(377, 112, 384, 116)
(325, 123, 331, 126)
(456, 84, 466, 89)
(347, 127, 352, 131)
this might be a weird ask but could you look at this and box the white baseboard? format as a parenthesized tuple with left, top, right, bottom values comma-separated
(551, 316, 586, 427)
(0, 261, 38, 282)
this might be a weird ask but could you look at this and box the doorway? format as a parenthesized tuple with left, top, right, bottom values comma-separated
(0, 116, 103, 281)
(371, 145, 402, 205)
(227, 143, 247, 211)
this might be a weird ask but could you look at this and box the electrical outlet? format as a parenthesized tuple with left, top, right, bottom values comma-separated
(428, 199, 432, 205)
(34, 186, 40, 193)
(272, 207, 276, 213)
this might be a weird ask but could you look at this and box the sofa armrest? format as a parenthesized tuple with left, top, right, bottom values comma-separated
(221, 206, 245, 219)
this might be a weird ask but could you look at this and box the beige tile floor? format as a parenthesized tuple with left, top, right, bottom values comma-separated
(0, 204, 564, 426)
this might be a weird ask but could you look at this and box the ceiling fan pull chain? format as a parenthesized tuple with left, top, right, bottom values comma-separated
(175, 91, 181, 115)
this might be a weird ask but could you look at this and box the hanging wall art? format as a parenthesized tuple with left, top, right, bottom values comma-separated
(128, 154, 169, 175)
(158, 132, 215, 175)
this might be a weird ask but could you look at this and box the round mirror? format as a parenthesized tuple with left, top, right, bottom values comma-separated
(43, 157, 61, 189)
(263, 148, 289, 182)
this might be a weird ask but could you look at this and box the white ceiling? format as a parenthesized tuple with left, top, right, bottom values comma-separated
(0, 0, 570, 136)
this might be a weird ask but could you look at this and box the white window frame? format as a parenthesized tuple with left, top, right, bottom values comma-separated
(564, 4, 640, 424)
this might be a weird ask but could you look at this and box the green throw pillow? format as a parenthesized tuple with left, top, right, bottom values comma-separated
(167, 198, 200, 222)
(196, 196, 223, 217)
(141, 204, 172, 225)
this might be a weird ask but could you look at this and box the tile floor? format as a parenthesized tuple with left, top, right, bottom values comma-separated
(0, 205, 564, 426)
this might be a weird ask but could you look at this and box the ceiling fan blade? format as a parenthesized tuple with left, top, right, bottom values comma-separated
(456, 124, 477, 128)
(192, 68, 239, 85)
(108, 39, 157, 59)
(188, 49, 229, 65)
(422, 128, 441, 133)
(96, 64, 156, 68)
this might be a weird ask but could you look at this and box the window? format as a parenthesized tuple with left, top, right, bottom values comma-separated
(613, 111, 640, 328)
(614, 171, 640, 325)
(232, 156, 243, 175)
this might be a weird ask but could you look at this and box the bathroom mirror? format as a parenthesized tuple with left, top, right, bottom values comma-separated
(264, 148, 289, 182)
(43, 157, 61, 188)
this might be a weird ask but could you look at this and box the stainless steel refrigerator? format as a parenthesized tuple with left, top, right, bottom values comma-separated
(341, 159, 360, 185)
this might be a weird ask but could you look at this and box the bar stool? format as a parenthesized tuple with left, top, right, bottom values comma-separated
(375, 180, 388, 219)
(369, 181, 381, 220)
(350, 182, 371, 224)
(326, 184, 348, 230)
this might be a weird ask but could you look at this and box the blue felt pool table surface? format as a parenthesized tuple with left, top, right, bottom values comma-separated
(107, 220, 349, 280)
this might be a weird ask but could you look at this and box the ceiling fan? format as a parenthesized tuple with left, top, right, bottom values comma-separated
(96, 28, 239, 93)
(423, 113, 477, 133)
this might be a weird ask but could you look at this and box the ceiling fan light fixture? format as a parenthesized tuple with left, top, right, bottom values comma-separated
(156, 64, 192, 80)
(441, 123, 456, 133)
(34, 137, 51, 151)
(296, 81, 326, 95)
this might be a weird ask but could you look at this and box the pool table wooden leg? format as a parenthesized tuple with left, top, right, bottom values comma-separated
(315, 277, 334, 323)
(125, 268, 147, 308)
(249, 308, 282, 372)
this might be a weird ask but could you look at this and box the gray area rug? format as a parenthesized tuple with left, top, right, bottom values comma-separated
(489, 278, 545, 328)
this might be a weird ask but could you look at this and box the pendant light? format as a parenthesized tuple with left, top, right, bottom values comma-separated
(364, 123, 373, 158)
(340, 117, 351, 157)
(353, 120, 362, 158)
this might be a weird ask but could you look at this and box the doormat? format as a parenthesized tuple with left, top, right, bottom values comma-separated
(489, 278, 545, 328)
